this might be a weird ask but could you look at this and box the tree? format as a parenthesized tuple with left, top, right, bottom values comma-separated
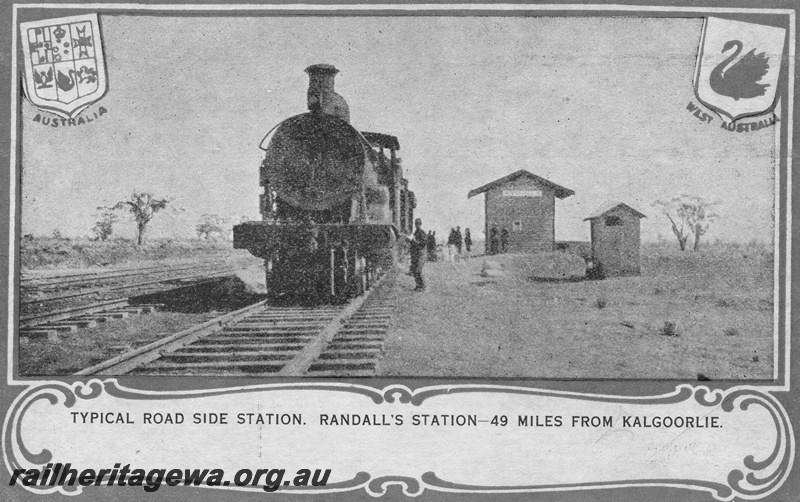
(114, 192, 170, 245)
(91, 206, 118, 241)
(653, 196, 719, 251)
(196, 214, 226, 240)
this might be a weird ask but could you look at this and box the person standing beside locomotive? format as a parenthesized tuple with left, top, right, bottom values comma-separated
(409, 218, 427, 291)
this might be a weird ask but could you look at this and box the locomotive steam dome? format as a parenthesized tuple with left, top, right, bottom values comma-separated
(259, 64, 375, 212)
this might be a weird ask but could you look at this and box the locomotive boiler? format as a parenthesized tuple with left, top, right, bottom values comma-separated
(233, 64, 416, 302)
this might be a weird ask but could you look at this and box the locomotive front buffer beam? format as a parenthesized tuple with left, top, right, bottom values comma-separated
(233, 221, 399, 303)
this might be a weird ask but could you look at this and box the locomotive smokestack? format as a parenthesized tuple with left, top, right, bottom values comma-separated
(305, 64, 350, 122)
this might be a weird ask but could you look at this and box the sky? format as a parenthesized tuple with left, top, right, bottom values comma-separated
(20, 16, 778, 243)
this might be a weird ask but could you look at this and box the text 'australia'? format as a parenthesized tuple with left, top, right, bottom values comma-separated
(33, 107, 107, 127)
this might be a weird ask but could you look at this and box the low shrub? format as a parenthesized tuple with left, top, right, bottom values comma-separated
(658, 321, 678, 337)
(21, 236, 233, 270)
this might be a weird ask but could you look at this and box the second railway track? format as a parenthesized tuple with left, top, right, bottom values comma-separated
(76, 273, 395, 377)
(19, 257, 261, 341)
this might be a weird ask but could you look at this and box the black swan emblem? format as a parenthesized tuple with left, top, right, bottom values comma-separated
(709, 40, 771, 100)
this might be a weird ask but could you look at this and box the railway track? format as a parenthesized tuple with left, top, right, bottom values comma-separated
(19, 259, 252, 339)
(20, 302, 164, 342)
(21, 262, 240, 307)
(75, 274, 395, 377)
(20, 260, 229, 291)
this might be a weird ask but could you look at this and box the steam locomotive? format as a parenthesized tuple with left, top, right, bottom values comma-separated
(233, 64, 416, 302)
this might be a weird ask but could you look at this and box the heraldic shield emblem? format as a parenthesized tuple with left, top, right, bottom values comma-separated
(20, 14, 107, 118)
(694, 17, 786, 122)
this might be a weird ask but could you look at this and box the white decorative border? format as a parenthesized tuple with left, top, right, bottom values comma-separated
(2, 380, 795, 499)
(3, 9, 795, 500)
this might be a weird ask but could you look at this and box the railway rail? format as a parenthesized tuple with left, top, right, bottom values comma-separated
(21, 267, 235, 308)
(20, 259, 230, 291)
(75, 273, 395, 377)
(19, 259, 251, 339)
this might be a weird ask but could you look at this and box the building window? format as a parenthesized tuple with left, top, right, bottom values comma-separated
(605, 216, 622, 226)
(512, 221, 523, 232)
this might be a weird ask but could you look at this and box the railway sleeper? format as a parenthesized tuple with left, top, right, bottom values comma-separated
(102, 311, 131, 319)
(247, 310, 341, 316)
(222, 323, 328, 330)
(354, 322, 390, 329)
(240, 316, 325, 320)
(192, 343, 306, 352)
(137, 361, 286, 372)
(44, 319, 99, 329)
(183, 339, 313, 350)
(19, 330, 60, 343)
(326, 343, 383, 351)
(337, 328, 387, 335)
(333, 336, 385, 343)
(307, 361, 376, 372)
(239, 314, 338, 319)
(217, 328, 321, 336)
(36, 323, 79, 332)
(318, 351, 380, 360)
(247, 309, 342, 315)
(231, 319, 331, 329)
(74, 315, 111, 323)
(237, 318, 337, 324)
(247, 310, 342, 316)
(343, 321, 389, 330)
(159, 352, 295, 363)
(198, 335, 313, 344)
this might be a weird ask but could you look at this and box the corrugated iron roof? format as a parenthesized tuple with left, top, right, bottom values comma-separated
(583, 201, 646, 220)
(467, 170, 574, 199)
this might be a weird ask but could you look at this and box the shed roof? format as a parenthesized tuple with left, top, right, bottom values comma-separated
(583, 201, 646, 221)
(467, 170, 575, 199)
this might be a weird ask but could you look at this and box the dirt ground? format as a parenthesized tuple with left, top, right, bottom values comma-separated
(380, 245, 774, 380)
(19, 276, 265, 376)
(19, 312, 214, 375)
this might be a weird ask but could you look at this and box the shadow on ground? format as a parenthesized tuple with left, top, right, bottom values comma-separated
(130, 276, 265, 313)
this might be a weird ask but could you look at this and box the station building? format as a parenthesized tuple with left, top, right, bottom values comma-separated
(467, 170, 574, 254)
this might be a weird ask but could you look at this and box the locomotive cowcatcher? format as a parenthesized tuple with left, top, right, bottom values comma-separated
(233, 64, 416, 303)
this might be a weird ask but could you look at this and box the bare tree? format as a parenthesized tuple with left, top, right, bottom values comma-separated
(114, 192, 170, 245)
(653, 196, 719, 251)
(91, 206, 118, 241)
(686, 197, 719, 251)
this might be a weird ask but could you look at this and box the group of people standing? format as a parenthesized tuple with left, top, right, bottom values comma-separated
(417, 226, 472, 263)
(407, 220, 475, 292)
(489, 227, 510, 255)
(446, 226, 471, 262)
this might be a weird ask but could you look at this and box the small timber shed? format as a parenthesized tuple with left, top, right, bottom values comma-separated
(468, 170, 574, 254)
(584, 201, 646, 277)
